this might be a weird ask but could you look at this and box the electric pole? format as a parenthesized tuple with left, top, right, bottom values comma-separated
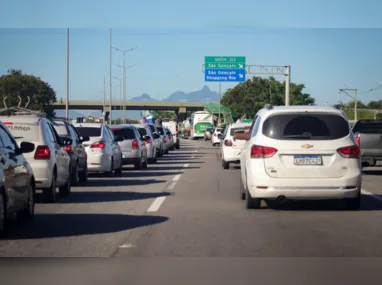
(109, 28, 113, 124)
(339, 88, 358, 121)
(65, 28, 70, 119)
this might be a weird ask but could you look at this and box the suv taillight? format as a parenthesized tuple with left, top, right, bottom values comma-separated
(34, 145, 51, 159)
(163, 136, 167, 143)
(144, 138, 152, 144)
(224, 139, 233, 146)
(64, 146, 72, 151)
(337, 145, 360, 159)
(132, 140, 139, 149)
(355, 134, 360, 145)
(90, 142, 105, 149)
(250, 145, 277, 158)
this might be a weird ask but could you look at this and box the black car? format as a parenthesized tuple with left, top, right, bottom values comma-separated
(51, 118, 89, 185)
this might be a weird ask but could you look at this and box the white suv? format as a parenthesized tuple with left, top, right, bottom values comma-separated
(240, 105, 362, 210)
(219, 122, 252, 169)
(0, 114, 72, 203)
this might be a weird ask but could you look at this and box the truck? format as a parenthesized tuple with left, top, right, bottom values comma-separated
(190, 111, 214, 140)
(352, 119, 382, 167)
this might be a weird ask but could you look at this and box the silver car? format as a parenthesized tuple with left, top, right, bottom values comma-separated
(155, 125, 170, 154)
(147, 124, 163, 157)
(134, 123, 158, 163)
(109, 124, 148, 170)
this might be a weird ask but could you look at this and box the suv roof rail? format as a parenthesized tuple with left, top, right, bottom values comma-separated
(0, 96, 46, 117)
(264, 104, 273, 110)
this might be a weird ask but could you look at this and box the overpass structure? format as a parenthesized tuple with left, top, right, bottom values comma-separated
(49, 100, 234, 123)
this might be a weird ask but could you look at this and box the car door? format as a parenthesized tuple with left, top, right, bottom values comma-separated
(105, 126, 121, 167)
(46, 121, 68, 186)
(0, 125, 27, 208)
(68, 124, 87, 171)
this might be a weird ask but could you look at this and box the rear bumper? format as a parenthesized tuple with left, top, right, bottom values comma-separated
(246, 170, 362, 200)
(87, 153, 110, 172)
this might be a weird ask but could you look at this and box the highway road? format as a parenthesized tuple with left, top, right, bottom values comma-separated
(1, 139, 382, 283)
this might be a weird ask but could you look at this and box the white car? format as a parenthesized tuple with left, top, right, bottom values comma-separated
(134, 123, 158, 163)
(219, 122, 252, 169)
(74, 123, 123, 176)
(211, 127, 223, 146)
(0, 114, 71, 203)
(240, 104, 362, 210)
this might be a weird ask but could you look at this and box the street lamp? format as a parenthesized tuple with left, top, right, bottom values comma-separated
(114, 76, 122, 119)
(116, 63, 137, 123)
(113, 46, 137, 123)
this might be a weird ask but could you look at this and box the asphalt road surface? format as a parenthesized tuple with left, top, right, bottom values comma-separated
(1, 139, 382, 284)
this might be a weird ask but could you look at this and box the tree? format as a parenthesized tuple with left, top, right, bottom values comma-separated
(0, 69, 57, 116)
(221, 76, 315, 121)
(153, 111, 177, 120)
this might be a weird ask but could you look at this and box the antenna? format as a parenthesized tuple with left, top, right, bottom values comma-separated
(3, 96, 7, 109)
(17, 96, 22, 108)
(25, 96, 31, 108)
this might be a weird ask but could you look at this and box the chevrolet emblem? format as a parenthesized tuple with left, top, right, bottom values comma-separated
(302, 144, 313, 149)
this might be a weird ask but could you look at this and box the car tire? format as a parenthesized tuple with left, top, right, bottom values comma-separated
(222, 159, 229, 170)
(115, 158, 123, 176)
(0, 192, 6, 236)
(106, 158, 115, 177)
(79, 165, 88, 183)
(246, 184, 261, 209)
(17, 182, 35, 222)
(164, 149, 169, 154)
(134, 158, 143, 170)
(240, 177, 246, 200)
(59, 167, 71, 197)
(175, 144, 180, 150)
(43, 172, 57, 203)
(142, 157, 148, 169)
(71, 165, 79, 186)
(343, 194, 361, 210)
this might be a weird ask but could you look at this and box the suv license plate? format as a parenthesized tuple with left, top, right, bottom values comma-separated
(294, 155, 322, 165)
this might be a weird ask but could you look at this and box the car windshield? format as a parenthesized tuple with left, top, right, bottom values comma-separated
(76, 127, 102, 137)
(262, 113, 350, 140)
(156, 127, 165, 135)
(137, 127, 148, 137)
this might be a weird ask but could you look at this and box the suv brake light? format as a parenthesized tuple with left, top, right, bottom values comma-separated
(132, 140, 139, 149)
(224, 139, 233, 146)
(355, 134, 360, 145)
(2, 122, 12, 125)
(64, 146, 72, 151)
(250, 145, 277, 158)
(144, 137, 152, 144)
(34, 145, 51, 159)
(162, 136, 167, 143)
(337, 145, 360, 159)
(90, 142, 105, 149)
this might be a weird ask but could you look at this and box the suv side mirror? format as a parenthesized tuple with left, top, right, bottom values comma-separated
(80, 136, 90, 143)
(19, 141, 35, 154)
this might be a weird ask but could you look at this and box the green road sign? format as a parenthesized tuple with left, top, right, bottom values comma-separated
(205, 56, 246, 64)
(205, 62, 246, 69)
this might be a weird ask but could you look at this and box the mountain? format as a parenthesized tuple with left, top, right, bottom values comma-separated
(162, 86, 219, 102)
(130, 93, 158, 102)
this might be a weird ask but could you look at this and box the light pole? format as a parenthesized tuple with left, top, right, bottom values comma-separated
(114, 76, 122, 119)
(109, 28, 113, 124)
(112, 46, 137, 123)
(116, 63, 137, 123)
(65, 28, 70, 119)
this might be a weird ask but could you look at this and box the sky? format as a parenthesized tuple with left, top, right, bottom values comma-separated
(1, 0, 382, 109)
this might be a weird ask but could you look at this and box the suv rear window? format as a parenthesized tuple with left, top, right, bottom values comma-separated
(111, 128, 135, 140)
(262, 113, 350, 140)
(353, 121, 382, 134)
(4, 123, 39, 141)
(137, 127, 147, 137)
(230, 127, 250, 136)
(76, 127, 102, 137)
(148, 125, 156, 133)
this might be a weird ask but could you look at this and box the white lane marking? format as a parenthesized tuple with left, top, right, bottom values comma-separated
(361, 189, 382, 202)
(173, 174, 182, 181)
(183, 163, 189, 168)
(118, 244, 135, 249)
(167, 181, 177, 190)
(191, 156, 195, 159)
(147, 196, 167, 212)
(194, 150, 198, 152)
